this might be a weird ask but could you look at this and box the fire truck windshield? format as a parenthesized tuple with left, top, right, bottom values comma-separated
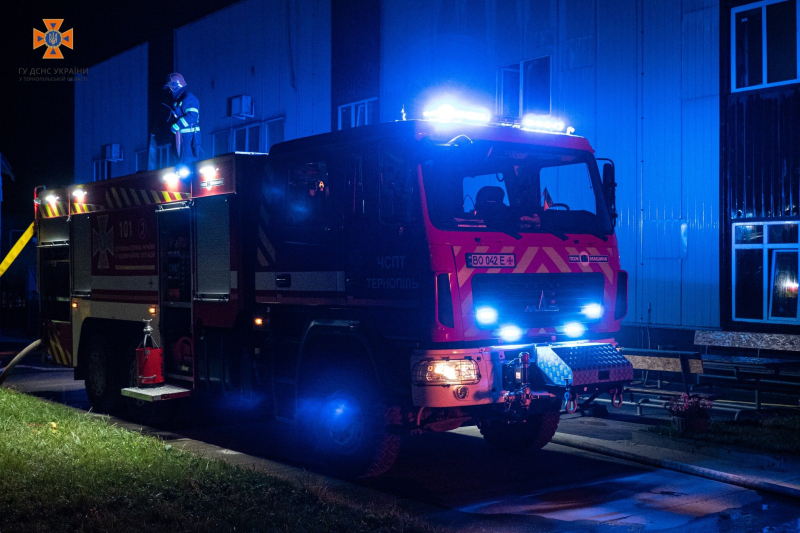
(421, 142, 612, 237)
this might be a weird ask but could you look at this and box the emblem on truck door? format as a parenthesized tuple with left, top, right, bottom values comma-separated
(92, 215, 114, 270)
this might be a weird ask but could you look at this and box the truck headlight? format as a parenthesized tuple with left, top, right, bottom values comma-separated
(412, 359, 480, 385)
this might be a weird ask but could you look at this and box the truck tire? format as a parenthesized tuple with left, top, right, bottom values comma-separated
(480, 410, 561, 452)
(84, 335, 124, 414)
(297, 366, 400, 478)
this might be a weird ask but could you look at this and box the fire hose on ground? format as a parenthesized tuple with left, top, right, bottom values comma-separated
(551, 432, 800, 501)
(0, 339, 42, 387)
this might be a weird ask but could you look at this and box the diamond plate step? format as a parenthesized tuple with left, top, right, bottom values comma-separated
(121, 385, 191, 402)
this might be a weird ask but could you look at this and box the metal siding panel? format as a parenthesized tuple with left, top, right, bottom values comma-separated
(173, 0, 329, 148)
(682, 95, 720, 327)
(680, 3, 720, 328)
(75, 44, 147, 183)
(596, 0, 639, 325)
(313, 0, 332, 135)
(639, 0, 682, 326)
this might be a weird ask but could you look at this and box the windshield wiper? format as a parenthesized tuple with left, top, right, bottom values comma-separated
(586, 229, 610, 242)
(486, 222, 522, 240)
(536, 224, 568, 241)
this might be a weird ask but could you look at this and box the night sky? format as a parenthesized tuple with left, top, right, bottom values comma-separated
(0, 0, 239, 253)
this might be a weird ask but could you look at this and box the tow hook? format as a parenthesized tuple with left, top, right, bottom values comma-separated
(503, 351, 534, 413)
(564, 389, 579, 413)
(609, 387, 623, 408)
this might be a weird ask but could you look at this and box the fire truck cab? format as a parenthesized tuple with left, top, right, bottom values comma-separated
(37, 118, 632, 477)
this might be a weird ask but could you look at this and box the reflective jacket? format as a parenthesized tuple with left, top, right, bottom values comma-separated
(168, 88, 200, 135)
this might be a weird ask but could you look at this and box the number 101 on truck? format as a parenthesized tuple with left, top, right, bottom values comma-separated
(35, 108, 632, 477)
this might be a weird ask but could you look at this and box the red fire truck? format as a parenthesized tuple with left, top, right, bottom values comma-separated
(36, 116, 632, 477)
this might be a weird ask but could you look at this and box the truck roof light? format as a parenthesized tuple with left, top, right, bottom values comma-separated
(176, 165, 191, 178)
(72, 189, 86, 200)
(45, 194, 58, 204)
(521, 114, 566, 132)
(423, 103, 490, 123)
(199, 165, 217, 177)
(163, 172, 178, 186)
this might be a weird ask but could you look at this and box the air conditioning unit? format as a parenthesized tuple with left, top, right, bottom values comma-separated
(103, 143, 123, 162)
(231, 95, 254, 119)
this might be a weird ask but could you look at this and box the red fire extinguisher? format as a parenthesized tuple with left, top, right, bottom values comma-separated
(136, 319, 164, 387)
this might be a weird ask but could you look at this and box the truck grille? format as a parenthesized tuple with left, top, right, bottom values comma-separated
(471, 273, 605, 328)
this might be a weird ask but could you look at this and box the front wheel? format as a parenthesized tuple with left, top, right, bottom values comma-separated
(479, 410, 561, 452)
(296, 368, 400, 478)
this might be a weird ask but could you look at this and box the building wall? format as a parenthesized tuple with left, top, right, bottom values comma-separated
(380, 0, 721, 329)
(74, 44, 149, 182)
(720, 0, 800, 331)
(174, 0, 331, 155)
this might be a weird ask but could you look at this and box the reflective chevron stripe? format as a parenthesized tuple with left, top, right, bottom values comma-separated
(102, 187, 192, 209)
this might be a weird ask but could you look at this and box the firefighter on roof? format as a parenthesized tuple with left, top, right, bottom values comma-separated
(164, 73, 202, 163)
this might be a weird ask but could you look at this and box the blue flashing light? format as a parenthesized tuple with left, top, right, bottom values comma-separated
(476, 306, 498, 325)
(521, 114, 567, 132)
(499, 325, 523, 343)
(564, 322, 586, 338)
(176, 165, 191, 178)
(581, 303, 603, 320)
(423, 102, 491, 123)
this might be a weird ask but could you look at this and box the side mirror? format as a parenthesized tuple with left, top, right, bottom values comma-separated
(599, 159, 617, 229)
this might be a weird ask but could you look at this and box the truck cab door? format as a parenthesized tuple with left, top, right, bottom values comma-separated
(345, 143, 427, 337)
(270, 158, 346, 303)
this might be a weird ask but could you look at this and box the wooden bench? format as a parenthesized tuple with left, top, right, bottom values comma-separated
(694, 330, 800, 409)
(620, 348, 704, 395)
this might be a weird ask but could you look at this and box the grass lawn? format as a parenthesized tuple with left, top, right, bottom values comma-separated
(651, 412, 800, 456)
(0, 388, 434, 532)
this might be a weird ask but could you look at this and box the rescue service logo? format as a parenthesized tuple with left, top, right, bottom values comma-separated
(33, 19, 73, 59)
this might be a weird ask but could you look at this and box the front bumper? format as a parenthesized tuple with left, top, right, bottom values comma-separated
(410, 341, 633, 408)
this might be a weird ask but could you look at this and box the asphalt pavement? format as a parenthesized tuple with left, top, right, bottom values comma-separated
(4, 361, 800, 532)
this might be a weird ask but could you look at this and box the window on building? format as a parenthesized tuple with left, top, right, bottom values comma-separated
(732, 0, 798, 91)
(732, 222, 799, 323)
(266, 117, 284, 151)
(134, 145, 172, 171)
(234, 123, 261, 152)
(213, 118, 285, 156)
(497, 56, 551, 118)
(92, 159, 110, 181)
(338, 98, 378, 130)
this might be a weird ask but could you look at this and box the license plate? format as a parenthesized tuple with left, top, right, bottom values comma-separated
(466, 253, 516, 268)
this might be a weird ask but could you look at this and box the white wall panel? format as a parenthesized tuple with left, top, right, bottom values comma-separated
(74, 44, 148, 182)
(175, 0, 330, 155)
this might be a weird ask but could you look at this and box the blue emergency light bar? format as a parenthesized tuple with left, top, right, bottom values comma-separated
(421, 100, 572, 133)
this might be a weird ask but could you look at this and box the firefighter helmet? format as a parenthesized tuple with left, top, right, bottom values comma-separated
(163, 72, 187, 93)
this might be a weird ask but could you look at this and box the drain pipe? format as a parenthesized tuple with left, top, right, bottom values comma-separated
(0, 339, 42, 386)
